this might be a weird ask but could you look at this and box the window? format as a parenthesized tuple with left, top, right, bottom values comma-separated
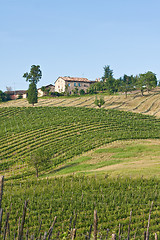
(68, 83, 70, 87)
(78, 83, 81, 87)
(74, 82, 76, 87)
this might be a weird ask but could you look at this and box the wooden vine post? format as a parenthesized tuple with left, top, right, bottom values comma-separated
(94, 210, 98, 240)
(112, 233, 116, 240)
(127, 210, 132, 240)
(0, 176, 4, 209)
(0, 176, 4, 235)
(146, 201, 153, 240)
(18, 200, 28, 240)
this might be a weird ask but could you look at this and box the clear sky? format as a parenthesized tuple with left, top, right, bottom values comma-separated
(0, 0, 160, 91)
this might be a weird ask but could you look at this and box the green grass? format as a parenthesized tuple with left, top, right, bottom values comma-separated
(45, 140, 160, 179)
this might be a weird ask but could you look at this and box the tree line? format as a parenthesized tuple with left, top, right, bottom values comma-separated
(88, 65, 158, 97)
(0, 91, 12, 102)
(0, 65, 158, 105)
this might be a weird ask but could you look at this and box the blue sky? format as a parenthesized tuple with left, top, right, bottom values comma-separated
(0, 0, 160, 91)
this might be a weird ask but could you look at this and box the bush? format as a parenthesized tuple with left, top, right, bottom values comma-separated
(80, 89, 85, 95)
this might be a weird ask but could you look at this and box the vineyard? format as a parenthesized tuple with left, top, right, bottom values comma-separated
(0, 104, 160, 239)
(1, 175, 160, 239)
(0, 106, 160, 180)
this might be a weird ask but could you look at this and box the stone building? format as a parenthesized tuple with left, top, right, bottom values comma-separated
(54, 77, 94, 94)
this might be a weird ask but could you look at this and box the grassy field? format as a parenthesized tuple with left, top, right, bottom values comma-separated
(49, 139, 160, 179)
(1, 88, 160, 117)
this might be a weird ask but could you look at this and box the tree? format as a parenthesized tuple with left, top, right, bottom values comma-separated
(119, 74, 135, 98)
(41, 86, 50, 96)
(136, 71, 157, 96)
(27, 82, 38, 106)
(136, 74, 146, 96)
(0, 90, 6, 102)
(144, 71, 157, 92)
(29, 148, 52, 177)
(94, 96, 105, 108)
(23, 65, 42, 105)
(23, 65, 42, 84)
(79, 89, 85, 95)
(72, 87, 78, 95)
(102, 65, 116, 94)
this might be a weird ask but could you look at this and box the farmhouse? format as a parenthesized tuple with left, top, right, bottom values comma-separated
(5, 90, 27, 100)
(38, 84, 55, 97)
(54, 77, 94, 94)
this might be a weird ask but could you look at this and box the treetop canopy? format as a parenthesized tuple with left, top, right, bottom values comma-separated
(23, 65, 42, 84)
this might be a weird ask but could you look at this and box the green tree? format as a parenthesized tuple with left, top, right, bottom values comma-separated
(23, 65, 42, 84)
(29, 148, 52, 177)
(136, 74, 146, 96)
(79, 89, 85, 95)
(23, 65, 42, 105)
(27, 82, 38, 106)
(41, 86, 50, 96)
(136, 71, 157, 96)
(0, 90, 5, 102)
(119, 74, 135, 98)
(72, 87, 79, 95)
(144, 71, 157, 92)
(64, 84, 70, 96)
(94, 96, 105, 108)
(102, 65, 116, 94)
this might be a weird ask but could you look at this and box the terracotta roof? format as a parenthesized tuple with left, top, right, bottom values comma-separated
(60, 77, 91, 83)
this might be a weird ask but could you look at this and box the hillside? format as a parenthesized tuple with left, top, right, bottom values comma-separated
(1, 88, 160, 117)
(1, 92, 160, 239)
(0, 103, 160, 240)
(0, 106, 160, 181)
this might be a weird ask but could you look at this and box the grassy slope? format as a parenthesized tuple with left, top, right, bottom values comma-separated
(1, 88, 160, 117)
(50, 139, 160, 179)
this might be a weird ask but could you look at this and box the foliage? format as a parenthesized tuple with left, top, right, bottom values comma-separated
(72, 87, 79, 95)
(136, 74, 145, 96)
(118, 74, 135, 97)
(79, 89, 85, 95)
(23, 65, 42, 105)
(2, 176, 160, 239)
(94, 96, 105, 107)
(29, 148, 53, 177)
(27, 82, 38, 106)
(0, 90, 6, 102)
(135, 71, 157, 96)
(0, 90, 11, 102)
(41, 86, 50, 96)
(143, 71, 157, 92)
(23, 65, 42, 84)
(102, 65, 116, 94)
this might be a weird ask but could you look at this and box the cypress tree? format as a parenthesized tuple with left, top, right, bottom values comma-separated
(27, 82, 38, 106)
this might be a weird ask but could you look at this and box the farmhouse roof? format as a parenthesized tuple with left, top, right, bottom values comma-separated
(5, 90, 27, 95)
(59, 77, 92, 83)
(38, 84, 55, 90)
